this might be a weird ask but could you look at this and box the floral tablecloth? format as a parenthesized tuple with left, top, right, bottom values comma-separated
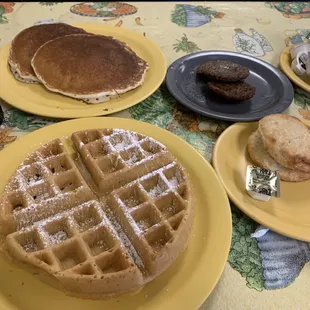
(0, 2, 310, 309)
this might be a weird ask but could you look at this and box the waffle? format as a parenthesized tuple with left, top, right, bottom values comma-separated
(0, 129, 194, 299)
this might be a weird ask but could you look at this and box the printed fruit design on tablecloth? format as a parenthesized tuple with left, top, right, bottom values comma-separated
(39, 2, 61, 5)
(0, 2, 15, 24)
(231, 205, 310, 291)
(0, 128, 16, 150)
(233, 28, 273, 57)
(1, 107, 58, 132)
(229, 207, 264, 291)
(171, 4, 225, 28)
(265, 2, 310, 19)
(294, 88, 310, 120)
(173, 34, 201, 53)
(284, 29, 310, 46)
(70, 2, 137, 17)
(34, 19, 57, 25)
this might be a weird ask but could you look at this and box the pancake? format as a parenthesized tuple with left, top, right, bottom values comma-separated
(31, 34, 149, 103)
(8, 23, 86, 83)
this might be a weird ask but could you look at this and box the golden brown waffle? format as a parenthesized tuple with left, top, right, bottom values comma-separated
(0, 129, 194, 299)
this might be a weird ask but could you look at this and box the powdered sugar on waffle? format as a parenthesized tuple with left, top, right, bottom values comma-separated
(107, 130, 166, 155)
(104, 208, 144, 269)
(168, 176, 179, 189)
(23, 241, 38, 252)
(50, 230, 68, 244)
(124, 152, 139, 166)
(148, 183, 166, 199)
(1, 129, 192, 293)
(137, 162, 182, 191)
(111, 136, 132, 151)
(14, 187, 91, 230)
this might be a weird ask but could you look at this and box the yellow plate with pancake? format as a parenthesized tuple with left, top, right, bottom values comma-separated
(213, 122, 310, 242)
(0, 117, 231, 310)
(0, 24, 166, 119)
(280, 46, 310, 93)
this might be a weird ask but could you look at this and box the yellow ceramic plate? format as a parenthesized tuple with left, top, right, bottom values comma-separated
(0, 24, 166, 119)
(0, 118, 231, 310)
(280, 46, 310, 92)
(213, 122, 310, 241)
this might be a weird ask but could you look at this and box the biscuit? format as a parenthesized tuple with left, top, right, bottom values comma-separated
(248, 130, 310, 182)
(259, 114, 310, 173)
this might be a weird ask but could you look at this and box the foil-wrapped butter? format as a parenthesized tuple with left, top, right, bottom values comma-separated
(246, 165, 280, 201)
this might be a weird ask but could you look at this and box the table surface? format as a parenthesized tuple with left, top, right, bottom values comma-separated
(0, 2, 309, 309)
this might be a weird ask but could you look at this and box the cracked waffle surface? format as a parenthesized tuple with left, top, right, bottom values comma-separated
(0, 129, 194, 299)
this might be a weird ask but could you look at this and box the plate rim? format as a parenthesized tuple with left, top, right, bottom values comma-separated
(166, 50, 294, 122)
(212, 121, 310, 241)
(0, 23, 166, 119)
(0, 117, 232, 309)
(280, 46, 310, 93)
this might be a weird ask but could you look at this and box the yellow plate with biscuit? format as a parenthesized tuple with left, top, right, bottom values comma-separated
(213, 122, 310, 242)
(280, 46, 310, 93)
(0, 24, 166, 119)
(0, 117, 231, 310)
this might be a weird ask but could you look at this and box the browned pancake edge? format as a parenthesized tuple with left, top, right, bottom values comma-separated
(8, 23, 86, 79)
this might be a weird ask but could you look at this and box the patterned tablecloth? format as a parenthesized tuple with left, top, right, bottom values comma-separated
(0, 2, 310, 309)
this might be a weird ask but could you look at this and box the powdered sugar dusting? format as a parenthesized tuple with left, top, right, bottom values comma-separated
(78, 217, 96, 232)
(33, 192, 52, 202)
(50, 230, 68, 244)
(125, 153, 138, 166)
(148, 183, 165, 198)
(168, 176, 179, 189)
(126, 212, 142, 236)
(110, 132, 133, 151)
(137, 219, 150, 231)
(27, 176, 43, 185)
(113, 141, 126, 151)
(124, 197, 139, 208)
(23, 242, 38, 253)
(13, 206, 24, 213)
(106, 211, 144, 269)
(14, 188, 93, 230)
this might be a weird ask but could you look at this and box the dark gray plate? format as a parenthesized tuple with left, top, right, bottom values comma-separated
(166, 51, 294, 122)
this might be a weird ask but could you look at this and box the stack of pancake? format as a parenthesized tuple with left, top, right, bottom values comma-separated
(8, 23, 149, 103)
(248, 114, 310, 182)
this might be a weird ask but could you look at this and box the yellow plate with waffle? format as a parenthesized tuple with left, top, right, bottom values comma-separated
(0, 24, 166, 119)
(0, 117, 231, 310)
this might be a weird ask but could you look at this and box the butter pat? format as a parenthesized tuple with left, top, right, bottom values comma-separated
(247, 189, 271, 202)
(246, 165, 280, 201)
